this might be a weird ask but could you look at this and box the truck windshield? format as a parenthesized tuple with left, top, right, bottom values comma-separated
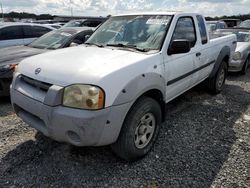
(86, 15, 172, 52)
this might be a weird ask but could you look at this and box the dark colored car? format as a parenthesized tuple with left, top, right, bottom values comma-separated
(63, 18, 107, 28)
(221, 19, 241, 28)
(0, 27, 94, 97)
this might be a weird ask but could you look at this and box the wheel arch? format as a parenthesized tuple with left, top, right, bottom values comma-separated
(209, 46, 230, 78)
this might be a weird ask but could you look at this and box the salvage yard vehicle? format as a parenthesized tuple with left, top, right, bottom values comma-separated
(206, 20, 227, 32)
(0, 23, 55, 48)
(212, 29, 250, 74)
(221, 19, 241, 28)
(239, 20, 250, 29)
(0, 27, 94, 97)
(63, 18, 107, 28)
(11, 12, 236, 161)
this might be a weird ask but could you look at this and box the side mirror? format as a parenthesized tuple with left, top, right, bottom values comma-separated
(85, 35, 90, 41)
(69, 42, 79, 47)
(168, 40, 191, 55)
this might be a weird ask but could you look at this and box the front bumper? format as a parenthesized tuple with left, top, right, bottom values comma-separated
(228, 59, 245, 72)
(10, 73, 130, 146)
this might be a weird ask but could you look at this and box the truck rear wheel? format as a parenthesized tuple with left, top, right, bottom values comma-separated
(111, 97, 162, 162)
(208, 61, 227, 94)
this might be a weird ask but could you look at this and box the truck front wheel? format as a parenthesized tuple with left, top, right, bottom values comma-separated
(111, 97, 162, 162)
(208, 61, 227, 94)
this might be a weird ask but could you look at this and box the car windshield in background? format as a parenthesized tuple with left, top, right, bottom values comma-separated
(207, 23, 216, 31)
(216, 31, 250, 42)
(86, 15, 172, 52)
(239, 20, 250, 28)
(64, 20, 86, 27)
(29, 30, 73, 49)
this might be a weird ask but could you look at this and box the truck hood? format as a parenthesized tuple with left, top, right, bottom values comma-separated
(18, 46, 155, 86)
(0, 46, 47, 67)
(235, 42, 249, 52)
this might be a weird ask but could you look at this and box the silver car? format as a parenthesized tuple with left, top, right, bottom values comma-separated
(0, 27, 94, 97)
(0, 22, 55, 48)
(206, 21, 227, 32)
(214, 29, 250, 74)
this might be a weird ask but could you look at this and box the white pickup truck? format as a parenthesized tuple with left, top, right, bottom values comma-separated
(11, 12, 236, 161)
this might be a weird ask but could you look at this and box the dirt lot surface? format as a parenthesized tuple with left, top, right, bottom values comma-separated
(0, 71, 249, 188)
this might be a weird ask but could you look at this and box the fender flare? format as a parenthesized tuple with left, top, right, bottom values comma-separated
(209, 46, 230, 78)
(112, 72, 166, 106)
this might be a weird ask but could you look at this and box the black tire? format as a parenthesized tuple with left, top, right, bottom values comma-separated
(208, 61, 228, 94)
(241, 58, 249, 75)
(111, 97, 162, 162)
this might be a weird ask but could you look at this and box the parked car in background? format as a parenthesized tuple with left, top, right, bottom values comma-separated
(63, 18, 107, 28)
(239, 20, 250, 29)
(11, 12, 236, 161)
(221, 19, 241, 28)
(45, 23, 62, 29)
(0, 27, 94, 97)
(0, 23, 54, 48)
(213, 29, 250, 74)
(206, 20, 227, 32)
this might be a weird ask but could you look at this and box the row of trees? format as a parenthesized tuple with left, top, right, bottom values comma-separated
(2, 11, 250, 21)
(206, 14, 250, 21)
(2, 12, 54, 20)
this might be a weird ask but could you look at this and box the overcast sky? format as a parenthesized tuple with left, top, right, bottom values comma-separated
(1, 0, 250, 17)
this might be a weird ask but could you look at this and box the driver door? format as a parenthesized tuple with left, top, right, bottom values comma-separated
(164, 16, 198, 102)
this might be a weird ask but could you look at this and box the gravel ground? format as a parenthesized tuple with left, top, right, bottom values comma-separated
(0, 71, 249, 188)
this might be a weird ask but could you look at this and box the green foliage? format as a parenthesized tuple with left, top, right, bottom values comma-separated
(206, 14, 250, 21)
(3, 11, 54, 20)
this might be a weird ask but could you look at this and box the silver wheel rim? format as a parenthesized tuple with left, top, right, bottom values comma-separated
(217, 68, 225, 89)
(134, 113, 156, 149)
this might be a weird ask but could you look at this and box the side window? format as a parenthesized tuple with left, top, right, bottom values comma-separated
(32, 26, 51, 37)
(73, 31, 93, 44)
(196, 15, 208, 44)
(0, 26, 24, 40)
(171, 17, 196, 47)
(82, 20, 101, 27)
(23, 26, 51, 38)
(23, 26, 33, 38)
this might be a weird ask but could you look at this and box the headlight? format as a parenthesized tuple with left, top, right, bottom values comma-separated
(0, 64, 17, 72)
(233, 51, 241, 60)
(63, 84, 105, 110)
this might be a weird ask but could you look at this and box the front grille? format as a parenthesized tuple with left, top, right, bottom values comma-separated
(21, 75, 52, 92)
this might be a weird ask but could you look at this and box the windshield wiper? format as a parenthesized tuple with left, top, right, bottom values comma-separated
(106, 43, 149, 52)
(85, 42, 104, 48)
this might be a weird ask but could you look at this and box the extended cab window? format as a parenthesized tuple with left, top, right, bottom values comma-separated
(196, 15, 208, 44)
(0, 26, 24, 40)
(171, 17, 196, 47)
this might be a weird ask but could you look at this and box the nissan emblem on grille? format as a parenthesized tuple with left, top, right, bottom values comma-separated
(35, 68, 41, 75)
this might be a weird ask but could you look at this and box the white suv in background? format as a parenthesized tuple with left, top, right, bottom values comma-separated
(0, 23, 54, 48)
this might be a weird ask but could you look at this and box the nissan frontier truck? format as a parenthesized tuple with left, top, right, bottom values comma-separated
(11, 12, 237, 161)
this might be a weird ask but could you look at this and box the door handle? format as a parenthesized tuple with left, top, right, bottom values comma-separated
(196, 52, 201, 57)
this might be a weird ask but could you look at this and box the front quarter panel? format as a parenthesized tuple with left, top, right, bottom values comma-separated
(97, 54, 165, 107)
(113, 72, 166, 106)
